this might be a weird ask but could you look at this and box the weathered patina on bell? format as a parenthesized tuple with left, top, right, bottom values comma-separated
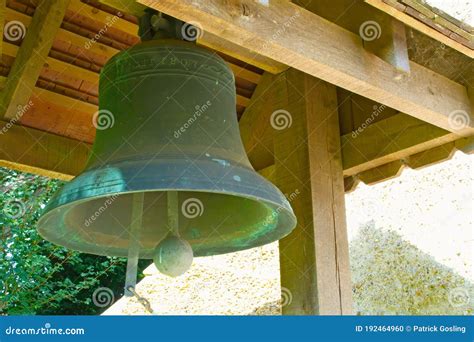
(37, 39, 296, 261)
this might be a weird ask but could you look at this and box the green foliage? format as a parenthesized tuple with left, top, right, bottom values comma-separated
(0, 168, 148, 315)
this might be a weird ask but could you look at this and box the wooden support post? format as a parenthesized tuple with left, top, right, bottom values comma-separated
(273, 69, 352, 315)
(0, 0, 70, 120)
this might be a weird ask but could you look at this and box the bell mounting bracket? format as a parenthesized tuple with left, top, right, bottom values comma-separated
(138, 9, 199, 43)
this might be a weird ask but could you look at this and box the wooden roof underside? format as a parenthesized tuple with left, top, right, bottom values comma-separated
(0, 0, 472, 192)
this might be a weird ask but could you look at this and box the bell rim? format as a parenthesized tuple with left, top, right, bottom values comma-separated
(37, 187, 297, 258)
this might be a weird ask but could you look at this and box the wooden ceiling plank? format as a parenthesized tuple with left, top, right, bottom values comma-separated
(2, 41, 99, 85)
(138, 0, 473, 135)
(0, 0, 70, 120)
(67, 0, 138, 36)
(6, 7, 262, 87)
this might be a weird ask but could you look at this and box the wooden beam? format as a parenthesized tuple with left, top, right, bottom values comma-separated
(139, 0, 473, 135)
(358, 159, 404, 185)
(239, 72, 278, 170)
(198, 32, 288, 74)
(365, 0, 474, 58)
(341, 113, 461, 176)
(98, 0, 287, 74)
(0, 122, 91, 180)
(99, 0, 146, 17)
(0, 0, 70, 120)
(364, 18, 410, 75)
(294, 0, 410, 73)
(273, 69, 352, 315)
(257, 164, 275, 183)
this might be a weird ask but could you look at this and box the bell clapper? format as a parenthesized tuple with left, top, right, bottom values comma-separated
(167, 191, 180, 237)
(124, 192, 145, 297)
(153, 191, 194, 277)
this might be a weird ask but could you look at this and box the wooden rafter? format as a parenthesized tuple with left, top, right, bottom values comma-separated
(138, 0, 473, 136)
(0, 0, 70, 120)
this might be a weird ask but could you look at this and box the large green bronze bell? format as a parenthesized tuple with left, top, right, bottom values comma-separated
(37, 39, 296, 278)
